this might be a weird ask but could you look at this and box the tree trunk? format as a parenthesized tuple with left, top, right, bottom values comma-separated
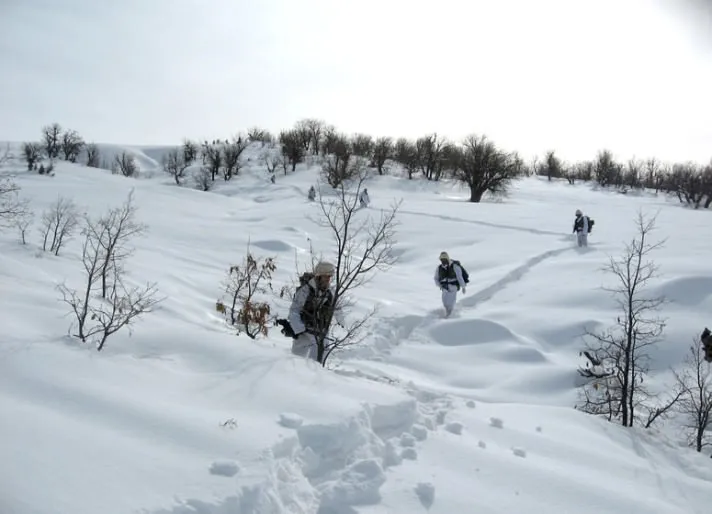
(469, 188, 485, 203)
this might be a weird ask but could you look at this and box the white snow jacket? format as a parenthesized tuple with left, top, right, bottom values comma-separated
(434, 260, 466, 291)
(287, 278, 342, 336)
(573, 214, 589, 234)
(359, 190, 370, 207)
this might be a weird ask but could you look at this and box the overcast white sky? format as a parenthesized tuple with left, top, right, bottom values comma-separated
(1, 0, 710, 163)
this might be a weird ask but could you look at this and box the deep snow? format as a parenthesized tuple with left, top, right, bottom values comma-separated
(1, 143, 711, 514)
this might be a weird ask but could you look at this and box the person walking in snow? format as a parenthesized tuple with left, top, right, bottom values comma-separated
(308, 186, 316, 201)
(359, 188, 370, 208)
(287, 261, 337, 361)
(434, 252, 467, 317)
(572, 209, 591, 247)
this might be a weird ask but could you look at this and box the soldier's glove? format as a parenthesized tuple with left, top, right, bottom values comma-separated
(276, 319, 296, 338)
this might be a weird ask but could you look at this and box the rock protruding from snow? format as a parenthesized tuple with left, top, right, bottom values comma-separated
(489, 417, 504, 429)
(512, 447, 527, 458)
(209, 460, 239, 477)
(415, 482, 435, 510)
(465, 400, 476, 408)
(278, 412, 304, 429)
(445, 421, 463, 435)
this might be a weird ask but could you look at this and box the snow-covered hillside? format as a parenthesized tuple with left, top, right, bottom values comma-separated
(1, 143, 711, 514)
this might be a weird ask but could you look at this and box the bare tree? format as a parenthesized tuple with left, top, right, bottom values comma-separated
(672, 338, 712, 454)
(247, 127, 273, 146)
(1, 178, 29, 228)
(262, 150, 281, 175)
(42, 123, 62, 159)
(296, 118, 325, 155)
(576, 211, 679, 427)
(415, 133, 446, 180)
(216, 247, 277, 339)
(623, 158, 643, 190)
(319, 125, 340, 156)
(644, 158, 664, 192)
(351, 133, 374, 159)
(182, 139, 198, 165)
(61, 129, 85, 162)
(279, 130, 305, 172)
(162, 148, 190, 185)
(201, 142, 222, 181)
(452, 135, 521, 202)
(393, 138, 418, 179)
(85, 143, 101, 168)
(371, 137, 392, 175)
(57, 217, 105, 342)
(574, 160, 594, 182)
(193, 167, 214, 191)
(0, 143, 11, 167)
(594, 149, 622, 188)
(15, 208, 34, 244)
(93, 190, 147, 298)
(113, 152, 138, 177)
(311, 167, 401, 365)
(321, 134, 356, 187)
(222, 135, 248, 180)
(39, 196, 80, 256)
(539, 150, 563, 181)
(57, 204, 160, 351)
(23, 142, 42, 171)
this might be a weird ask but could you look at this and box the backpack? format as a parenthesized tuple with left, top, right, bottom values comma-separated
(275, 272, 319, 339)
(451, 260, 469, 284)
(587, 217, 595, 233)
(298, 272, 314, 288)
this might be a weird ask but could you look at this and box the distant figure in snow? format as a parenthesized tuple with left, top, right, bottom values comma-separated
(434, 252, 468, 317)
(573, 209, 594, 247)
(359, 188, 370, 208)
(701, 327, 712, 363)
(270, 174, 276, 184)
(308, 185, 316, 201)
(287, 261, 337, 361)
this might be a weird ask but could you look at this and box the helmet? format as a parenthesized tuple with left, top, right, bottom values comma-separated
(575, 209, 582, 216)
(439, 251, 449, 260)
(314, 261, 335, 276)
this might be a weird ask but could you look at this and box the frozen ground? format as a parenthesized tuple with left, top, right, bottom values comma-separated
(1, 143, 711, 514)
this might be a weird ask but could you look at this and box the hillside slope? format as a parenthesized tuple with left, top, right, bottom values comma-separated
(1, 144, 711, 514)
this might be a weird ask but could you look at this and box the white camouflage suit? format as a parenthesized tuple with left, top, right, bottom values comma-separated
(573, 209, 589, 247)
(434, 252, 467, 317)
(359, 189, 370, 208)
(287, 262, 339, 361)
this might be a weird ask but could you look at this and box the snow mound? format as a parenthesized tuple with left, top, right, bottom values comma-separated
(654, 275, 712, 307)
(427, 318, 517, 346)
(278, 413, 304, 429)
(414, 481, 435, 510)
